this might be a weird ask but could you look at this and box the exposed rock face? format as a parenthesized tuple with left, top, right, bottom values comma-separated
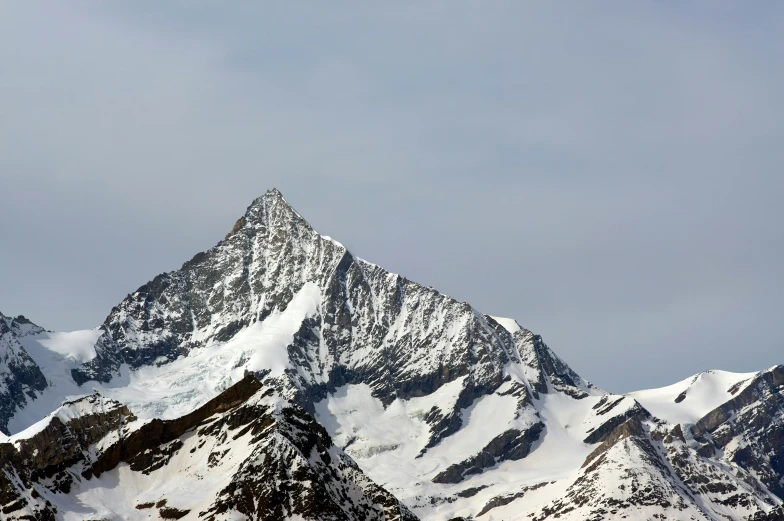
(1, 190, 782, 520)
(85, 374, 265, 480)
(201, 398, 417, 521)
(536, 423, 704, 520)
(583, 397, 650, 445)
(433, 423, 545, 484)
(751, 505, 784, 520)
(530, 415, 780, 521)
(72, 189, 592, 453)
(0, 312, 47, 434)
(0, 393, 134, 520)
(691, 366, 784, 498)
(1, 375, 417, 521)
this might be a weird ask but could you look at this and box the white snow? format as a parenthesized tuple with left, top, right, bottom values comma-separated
(246, 281, 320, 376)
(320, 235, 346, 249)
(7, 283, 322, 433)
(8, 394, 112, 443)
(314, 378, 608, 521)
(6, 315, 775, 521)
(627, 369, 758, 425)
(427, 393, 520, 463)
(3, 191, 779, 521)
(489, 316, 522, 334)
(51, 416, 260, 521)
(10, 331, 105, 433)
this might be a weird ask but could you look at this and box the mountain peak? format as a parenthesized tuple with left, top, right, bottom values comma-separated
(243, 188, 311, 232)
(254, 187, 289, 209)
(4, 191, 784, 520)
(265, 186, 283, 198)
(224, 189, 311, 241)
(0, 312, 44, 336)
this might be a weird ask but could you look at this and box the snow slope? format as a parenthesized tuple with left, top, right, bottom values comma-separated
(8, 282, 321, 433)
(1, 376, 416, 521)
(2, 189, 783, 521)
(627, 369, 759, 425)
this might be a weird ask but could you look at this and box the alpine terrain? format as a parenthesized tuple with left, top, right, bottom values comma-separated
(1, 189, 782, 521)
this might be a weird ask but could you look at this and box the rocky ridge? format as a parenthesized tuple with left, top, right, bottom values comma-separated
(73, 189, 591, 456)
(0, 189, 782, 520)
(0, 312, 47, 434)
(1, 374, 417, 521)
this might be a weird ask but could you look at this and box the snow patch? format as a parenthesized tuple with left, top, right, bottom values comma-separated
(246, 281, 321, 376)
(627, 369, 758, 425)
(490, 316, 522, 335)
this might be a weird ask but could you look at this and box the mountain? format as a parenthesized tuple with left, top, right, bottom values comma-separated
(1, 374, 416, 521)
(0, 313, 47, 434)
(1, 189, 782, 521)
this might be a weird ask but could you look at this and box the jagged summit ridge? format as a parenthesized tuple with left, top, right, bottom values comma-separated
(225, 188, 318, 244)
(249, 187, 310, 228)
(55, 190, 599, 512)
(1, 191, 782, 520)
(73, 190, 591, 419)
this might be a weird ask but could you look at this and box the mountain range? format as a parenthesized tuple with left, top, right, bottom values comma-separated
(1, 189, 782, 521)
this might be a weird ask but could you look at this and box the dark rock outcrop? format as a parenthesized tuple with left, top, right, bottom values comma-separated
(0, 393, 134, 520)
(71, 189, 592, 453)
(86, 373, 264, 479)
(583, 400, 650, 445)
(433, 423, 545, 484)
(4, 190, 782, 520)
(1, 374, 417, 521)
(691, 365, 784, 497)
(0, 312, 48, 434)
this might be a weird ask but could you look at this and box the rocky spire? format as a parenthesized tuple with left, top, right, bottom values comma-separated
(0, 313, 47, 434)
(243, 188, 313, 233)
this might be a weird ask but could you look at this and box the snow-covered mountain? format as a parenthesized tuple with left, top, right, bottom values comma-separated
(0, 313, 48, 434)
(1, 189, 782, 521)
(1, 374, 416, 521)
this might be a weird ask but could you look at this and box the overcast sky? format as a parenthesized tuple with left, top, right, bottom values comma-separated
(1, 2, 782, 393)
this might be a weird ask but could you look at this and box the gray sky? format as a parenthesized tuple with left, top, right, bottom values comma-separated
(1, 2, 782, 393)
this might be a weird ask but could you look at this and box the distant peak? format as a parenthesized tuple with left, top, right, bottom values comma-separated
(0, 312, 34, 325)
(260, 187, 289, 206)
(248, 188, 291, 212)
(0, 313, 45, 336)
(244, 188, 310, 231)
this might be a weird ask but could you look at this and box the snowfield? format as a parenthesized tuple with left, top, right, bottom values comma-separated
(2, 190, 782, 521)
(627, 368, 759, 425)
